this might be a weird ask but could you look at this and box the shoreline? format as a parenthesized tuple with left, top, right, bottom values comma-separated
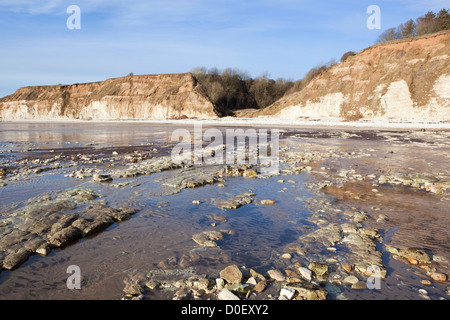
(1, 117, 450, 130)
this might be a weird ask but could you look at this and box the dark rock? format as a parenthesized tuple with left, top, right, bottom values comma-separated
(48, 226, 82, 248)
(3, 249, 32, 270)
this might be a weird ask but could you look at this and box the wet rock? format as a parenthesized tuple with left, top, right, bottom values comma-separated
(22, 200, 77, 218)
(351, 281, 367, 290)
(92, 174, 113, 183)
(35, 243, 51, 256)
(243, 169, 258, 178)
(267, 269, 286, 282)
(0, 168, 7, 177)
(343, 275, 359, 285)
(260, 199, 276, 206)
(27, 218, 62, 237)
(192, 230, 224, 247)
(48, 226, 82, 248)
(301, 223, 342, 247)
(254, 280, 267, 293)
(0, 229, 32, 253)
(398, 248, 431, 264)
(50, 213, 80, 234)
(308, 262, 329, 279)
(218, 289, 240, 300)
(214, 192, 254, 210)
(192, 200, 200, 205)
(287, 282, 328, 300)
(341, 263, 352, 273)
(2, 249, 32, 270)
(226, 283, 252, 297)
(220, 264, 243, 285)
(385, 246, 399, 255)
(22, 234, 47, 253)
(71, 217, 114, 237)
(123, 275, 145, 296)
(429, 272, 447, 282)
(298, 267, 313, 282)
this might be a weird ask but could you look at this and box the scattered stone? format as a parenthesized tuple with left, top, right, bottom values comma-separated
(192, 200, 200, 205)
(218, 289, 240, 300)
(216, 278, 225, 290)
(421, 280, 432, 285)
(343, 275, 359, 285)
(351, 281, 367, 290)
(214, 192, 254, 210)
(226, 283, 252, 297)
(280, 287, 296, 300)
(341, 263, 352, 273)
(267, 269, 286, 282)
(243, 169, 258, 178)
(297, 267, 312, 281)
(192, 230, 224, 247)
(398, 248, 431, 263)
(281, 253, 292, 259)
(385, 246, 399, 255)
(220, 264, 243, 285)
(287, 283, 328, 300)
(429, 272, 447, 282)
(308, 262, 329, 278)
(92, 174, 113, 183)
(254, 280, 267, 293)
(261, 199, 276, 206)
(145, 280, 161, 290)
(0, 168, 7, 177)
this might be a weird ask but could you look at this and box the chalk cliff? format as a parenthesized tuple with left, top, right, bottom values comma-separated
(0, 73, 217, 120)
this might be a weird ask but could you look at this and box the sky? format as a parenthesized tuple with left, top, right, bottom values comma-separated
(0, 0, 448, 97)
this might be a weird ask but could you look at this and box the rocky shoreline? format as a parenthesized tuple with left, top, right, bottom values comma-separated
(0, 126, 449, 299)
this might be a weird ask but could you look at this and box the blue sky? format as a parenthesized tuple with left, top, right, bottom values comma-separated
(0, 0, 448, 97)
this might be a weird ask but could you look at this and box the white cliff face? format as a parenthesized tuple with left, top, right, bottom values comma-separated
(0, 73, 218, 121)
(277, 93, 344, 119)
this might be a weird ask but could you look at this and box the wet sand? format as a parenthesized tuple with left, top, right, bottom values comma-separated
(0, 122, 449, 300)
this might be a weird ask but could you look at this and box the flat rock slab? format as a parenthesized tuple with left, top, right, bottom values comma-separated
(214, 191, 255, 210)
(192, 230, 224, 247)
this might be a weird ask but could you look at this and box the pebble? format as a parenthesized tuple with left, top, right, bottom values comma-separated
(281, 253, 292, 259)
(343, 275, 359, 285)
(192, 200, 200, 205)
(254, 280, 267, 293)
(279, 287, 296, 300)
(430, 272, 447, 282)
(267, 269, 286, 282)
(341, 263, 352, 273)
(297, 267, 312, 281)
(351, 281, 367, 290)
(261, 199, 276, 205)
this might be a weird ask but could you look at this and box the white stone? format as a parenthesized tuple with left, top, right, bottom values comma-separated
(279, 287, 296, 300)
(218, 289, 240, 300)
(298, 267, 312, 281)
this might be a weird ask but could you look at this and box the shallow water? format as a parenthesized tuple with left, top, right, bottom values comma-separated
(0, 122, 449, 300)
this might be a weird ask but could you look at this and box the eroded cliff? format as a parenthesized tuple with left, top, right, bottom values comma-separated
(0, 73, 217, 120)
(251, 31, 450, 122)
